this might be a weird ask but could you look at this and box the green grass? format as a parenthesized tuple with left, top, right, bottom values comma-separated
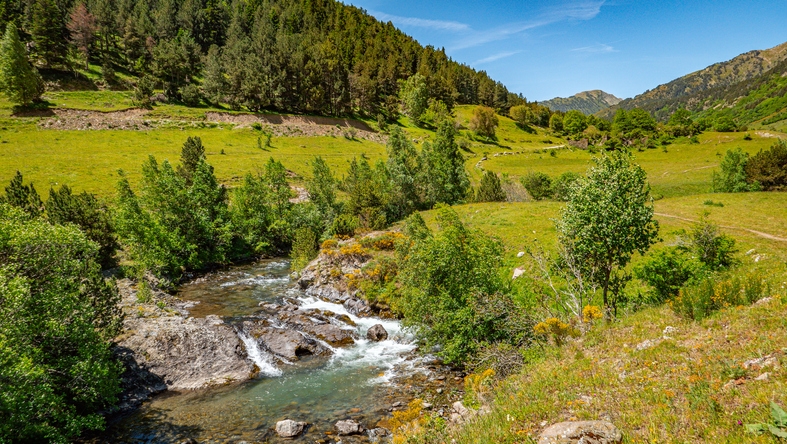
(0, 127, 385, 198)
(43, 91, 136, 112)
(481, 131, 782, 198)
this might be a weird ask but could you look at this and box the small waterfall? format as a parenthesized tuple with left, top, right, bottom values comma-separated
(237, 329, 282, 377)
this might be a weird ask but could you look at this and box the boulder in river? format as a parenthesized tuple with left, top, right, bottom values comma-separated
(335, 419, 364, 435)
(244, 321, 328, 360)
(366, 324, 388, 341)
(538, 420, 622, 444)
(275, 419, 307, 438)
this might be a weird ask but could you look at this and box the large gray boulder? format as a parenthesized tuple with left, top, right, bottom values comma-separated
(366, 324, 388, 341)
(275, 419, 306, 438)
(538, 421, 622, 444)
(243, 322, 328, 360)
(335, 419, 364, 435)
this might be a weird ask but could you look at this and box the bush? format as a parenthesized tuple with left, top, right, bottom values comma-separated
(178, 83, 202, 106)
(671, 272, 769, 320)
(134, 75, 155, 108)
(712, 148, 761, 192)
(551, 171, 581, 201)
(475, 171, 506, 202)
(470, 105, 498, 139)
(396, 208, 535, 365)
(330, 214, 359, 238)
(0, 204, 122, 442)
(290, 227, 317, 270)
(688, 217, 738, 270)
(745, 139, 787, 190)
(634, 247, 705, 304)
(521, 172, 552, 200)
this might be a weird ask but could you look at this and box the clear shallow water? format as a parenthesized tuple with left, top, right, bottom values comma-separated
(99, 260, 423, 443)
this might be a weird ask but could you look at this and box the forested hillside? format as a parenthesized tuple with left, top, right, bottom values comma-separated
(0, 0, 524, 116)
(541, 89, 620, 115)
(598, 41, 787, 123)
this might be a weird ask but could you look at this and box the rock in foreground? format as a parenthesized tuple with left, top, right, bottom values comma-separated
(276, 419, 307, 438)
(366, 324, 388, 341)
(538, 421, 622, 444)
(335, 419, 364, 435)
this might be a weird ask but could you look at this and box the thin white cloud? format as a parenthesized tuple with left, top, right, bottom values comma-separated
(475, 51, 523, 64)
(450, 1, 606, 51)
(571, 43, 617, 53)
(372, 11, 470, 32)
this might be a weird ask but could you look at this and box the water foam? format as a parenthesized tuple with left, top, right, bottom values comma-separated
(237, 330, 282, 377)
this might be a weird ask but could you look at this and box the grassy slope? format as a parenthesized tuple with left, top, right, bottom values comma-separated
(444, 298, 787, 443)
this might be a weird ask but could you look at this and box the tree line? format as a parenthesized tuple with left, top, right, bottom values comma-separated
(0, 0, 526, 117)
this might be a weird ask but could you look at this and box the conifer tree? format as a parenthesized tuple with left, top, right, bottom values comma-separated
(30, 0, 68, 67)
(0, 23, 44, 105)
(476, 171, 506, 202)
(177, 136, 206, 184)
(2, 171, 43, 217)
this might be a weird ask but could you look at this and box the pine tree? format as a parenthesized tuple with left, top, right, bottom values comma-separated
(0, 23, 44, 105)
(2, 171, 43, 217)
(177, 136, 206, 184)
(30, 0, 68, 67)
(67, 2, 97, 69)
(201, 44, 226, 104)
(475, 171, 506, 202)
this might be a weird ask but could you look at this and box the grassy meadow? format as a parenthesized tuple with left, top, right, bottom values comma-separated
(4, 91, 787, 443)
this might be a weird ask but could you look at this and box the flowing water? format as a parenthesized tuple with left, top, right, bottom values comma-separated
(99, 260, 427, 443)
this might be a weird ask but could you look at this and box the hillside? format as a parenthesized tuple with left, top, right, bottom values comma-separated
(598, 41, 787, 122)
(541, 90, 621, 115)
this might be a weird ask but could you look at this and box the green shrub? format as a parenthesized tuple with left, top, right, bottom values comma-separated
(133, 75, 155, 108)
(396, 208, 535, 365)
(634, 247, 705, 304)
(745, 139, 787, 191)
(712, 148, 761, 192)
(331, 214, 359, 238)
(671, 272, 769, 320)
(0, 204, 122, 442)
(551, 171, 581, 201)
(290, 227, 318, 270)
(179, 84, 202, 106)
(521, 171, 553, 200)
(475, 171, 506, 202)
(688, 217, 738, 270)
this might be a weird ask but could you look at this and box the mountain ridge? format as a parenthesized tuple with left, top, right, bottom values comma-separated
(541, 90, 622, 115)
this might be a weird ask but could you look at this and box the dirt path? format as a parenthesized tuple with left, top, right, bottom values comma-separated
(31, 108, 387, 143)
(654, 212, 787, 242)
(475, 145, 566, 170)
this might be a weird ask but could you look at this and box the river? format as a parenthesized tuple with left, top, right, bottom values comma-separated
(98, 260, 436, 443)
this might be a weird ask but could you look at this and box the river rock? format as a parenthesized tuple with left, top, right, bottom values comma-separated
(276, 419, 306, 438)
(115, 278, 256, 393)
(538, 421, 622, 444)
(276, 310, 357, 347)
(244, 322, 328, 360)
(367, 324, 388, 341)
(335, 419, 364, 435)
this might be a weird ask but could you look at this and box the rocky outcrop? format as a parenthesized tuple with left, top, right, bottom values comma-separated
(272, 307, 358, 347)
(367, 324, 388, 341)
(538, 421, 622, 444)
(275, 419, 307, 438)
(297, 247, 376, 317)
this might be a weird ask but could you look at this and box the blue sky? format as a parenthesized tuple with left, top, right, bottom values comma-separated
(345, 0, 787, 101)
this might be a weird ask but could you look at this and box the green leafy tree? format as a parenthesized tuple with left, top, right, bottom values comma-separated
(30, 0, 68, 67)
(551, 171, 581, 201)
(563, 110, 588, 136)
(509, 104, 533, 128)
(521, 171, 552, 201)
(712, 147, 760, 192)
(2, 170, 43, 216)
(397, 207, 535, 365)
(0, 204, 122, 443)
(476, 171, 506, 202)
(549, 113, 563, 133)
(557, 151, 659, 315)
(0, 23, 44, 105)
(470, 105, 498, 138)
(400, 73, 428, 124)
(343, 155, 389, 229)
(290, 226, 317, 270)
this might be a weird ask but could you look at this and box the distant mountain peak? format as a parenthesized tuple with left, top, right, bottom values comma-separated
(541, 90, 622, 114)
